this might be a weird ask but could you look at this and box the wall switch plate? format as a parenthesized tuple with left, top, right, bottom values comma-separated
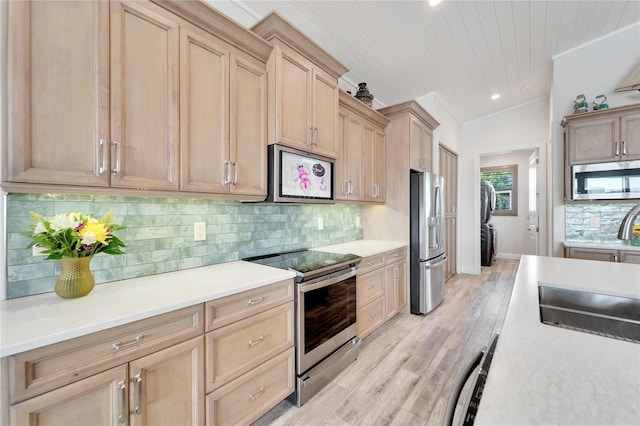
(355, 216, 361, 228)
(194, 222, 207, 241)
(317, 218, 324, 230)
(590, 216, 600, 229)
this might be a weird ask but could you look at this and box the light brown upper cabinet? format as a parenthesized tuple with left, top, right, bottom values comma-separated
(251, 12, 348, 159)
(337, 90, 389, 202)
(378, 101, 440, 173)
(563, 104, 640, 165)
(5, 0, 271, 199)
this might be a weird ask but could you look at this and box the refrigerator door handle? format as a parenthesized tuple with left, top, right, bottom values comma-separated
(423, 256, 447, 269)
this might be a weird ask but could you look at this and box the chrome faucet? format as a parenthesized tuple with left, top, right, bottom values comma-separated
(617, 203, 640, 240)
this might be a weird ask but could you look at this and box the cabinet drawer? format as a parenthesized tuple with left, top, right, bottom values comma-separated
(205, 279, 294, 331)
(9, 304, 203, 403)
(205, 302, 294, 392)
(357, 269, 385, 307)
(384, 248, 406, 265)
(358, 297, 385, 339)
(358, 254, 385, 275)
(206, 347, 295, 426)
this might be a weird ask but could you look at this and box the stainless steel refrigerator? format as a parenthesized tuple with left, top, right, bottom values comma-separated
(410, 170, 447, 314)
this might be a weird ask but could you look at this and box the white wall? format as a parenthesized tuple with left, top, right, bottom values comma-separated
(417, 92, 462, 174)
(550, 23, 640, 256)
(481, 150, 536, 258)
(459, 98, 550, 274)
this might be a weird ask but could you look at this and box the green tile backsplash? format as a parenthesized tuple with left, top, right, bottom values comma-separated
(565, 202, 638, 242)
(6, 193, 363, 298)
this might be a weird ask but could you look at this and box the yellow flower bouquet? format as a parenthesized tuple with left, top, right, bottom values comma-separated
(23, 211, 125, 259)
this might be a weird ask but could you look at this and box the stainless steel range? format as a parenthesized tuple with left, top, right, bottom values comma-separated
(245, 249, 361, 406)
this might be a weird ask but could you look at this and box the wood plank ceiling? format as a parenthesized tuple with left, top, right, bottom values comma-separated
(225, 0, 640, 124)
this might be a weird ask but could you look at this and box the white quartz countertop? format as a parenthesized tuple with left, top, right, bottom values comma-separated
(564, 240, 640, 252)
(0, 261, 295, 357)
(313, 239, 407, 257)
(475, 255, 640, 425)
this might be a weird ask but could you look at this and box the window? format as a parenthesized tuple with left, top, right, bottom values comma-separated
(481, 165, 517, 216)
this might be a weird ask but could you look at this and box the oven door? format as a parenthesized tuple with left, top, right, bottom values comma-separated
(296, 266, 358, 374)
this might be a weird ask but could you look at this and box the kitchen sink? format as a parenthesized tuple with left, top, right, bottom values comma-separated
(538, 284, 640, 343)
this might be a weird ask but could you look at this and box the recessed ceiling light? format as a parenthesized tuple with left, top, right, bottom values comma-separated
(491, 93, 501, 101)
(429, 0, 442, 6)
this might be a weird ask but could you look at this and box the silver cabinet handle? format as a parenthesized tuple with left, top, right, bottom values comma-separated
(232, 161, 238, 185)
(622, 140, 627, 156)
(348, 180, 353, 195)
(615, 141, 620, 156)
(111, 141, 121, 175)
(314, 127, 319, 145)
(368, 313, 377, 321)
(112, 335, 144, 350)
(373, 184, 379, 198)
(614, 255, 618, 262)
(367, 284, 376, 290)
(223, 160, 231, 185)
(308, 126, 314, 146)
(248, 336, 265, 347)
(117, 381, 126, 424)
(96, 139, 107, 176)
(248, 297, 264, 306)
(249, 387, 265, 401)
(395, 267, 399, 282)
(133, 374, 143, 415)
(343, 180, 350, 196)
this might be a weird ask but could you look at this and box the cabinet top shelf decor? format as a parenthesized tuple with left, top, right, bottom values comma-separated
(339, 89, 390, 128)
(561, 103, 640, 127)
(251, 11, 349, 79)
(377, 100, 440, 130)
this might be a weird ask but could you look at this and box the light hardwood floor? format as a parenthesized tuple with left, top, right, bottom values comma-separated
(254, 258, 519, 426)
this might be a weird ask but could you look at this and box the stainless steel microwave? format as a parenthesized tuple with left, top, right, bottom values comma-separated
(572, 160, 640, 200)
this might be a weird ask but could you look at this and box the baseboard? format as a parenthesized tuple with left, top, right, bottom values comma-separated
(496, 253, 522, 260)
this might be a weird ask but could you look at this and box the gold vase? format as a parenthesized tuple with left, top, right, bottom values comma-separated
(55, 256, 95, 299)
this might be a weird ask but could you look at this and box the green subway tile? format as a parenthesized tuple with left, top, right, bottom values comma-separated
(8, 262, 55, 281)
(126, 251, 154, 265)
(152, 248, 183, 262)
(121, 263, 156, 280)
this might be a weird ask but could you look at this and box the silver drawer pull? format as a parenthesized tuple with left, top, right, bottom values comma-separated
(248, 336, 265, 347)
(248, 297, 264, 305)
(368, 314, 377, 321)
(367, 285, 376, 290)
(112, 335, 144, 350)
(134, 374, 142, 415)
(249, 387, 265, 401)
(117, 381, 126, 424)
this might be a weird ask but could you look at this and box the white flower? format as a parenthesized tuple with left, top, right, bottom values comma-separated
(50, 213, 80, 231)
(81, 231, 97, 245)
(33, 221, 47, 234)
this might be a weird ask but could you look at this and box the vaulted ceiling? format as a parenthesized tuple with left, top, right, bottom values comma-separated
(225, 0, 640, 124)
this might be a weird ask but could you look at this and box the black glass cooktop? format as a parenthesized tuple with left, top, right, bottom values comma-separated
(244, 249, 361, 282)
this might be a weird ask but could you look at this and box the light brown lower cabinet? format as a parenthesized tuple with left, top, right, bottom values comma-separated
(565, 246, 640, 264)
(357, 247, 407, 339)
(10, 336, 205, 426)
(4, 279, 296, 426)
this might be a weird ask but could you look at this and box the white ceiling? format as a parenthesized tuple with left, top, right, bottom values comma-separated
(222, 0, 640, 124)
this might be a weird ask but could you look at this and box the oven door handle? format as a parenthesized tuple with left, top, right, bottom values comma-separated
(299, 267, 358, 293)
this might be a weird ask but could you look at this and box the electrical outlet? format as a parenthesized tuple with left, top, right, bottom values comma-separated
(317, 218, 324, 230)
(194, 222, 206, 241)
(355, 216, 361, 228)
(590, 216, 600, 229)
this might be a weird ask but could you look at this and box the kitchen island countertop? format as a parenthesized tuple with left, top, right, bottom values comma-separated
(475, 255, 640, 425)
(0, 261, 295, 357)
(564, 240, 640, 252)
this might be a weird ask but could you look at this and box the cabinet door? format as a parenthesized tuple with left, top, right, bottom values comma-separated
(374, 128, 387, 202)
(110, 0, 180, 190)
(10, 366, 127, 426)
(409, 117, 425, 170)
(180, 28, 229, 194)
(345, 113, 364, 201)
(230, 54, 268, 196)
(444, 217, 457, 280)
(336, 108, 350, 200)
(620, 111, 640, 160)
(312, 69, 339, 158)
(384, 264, 398, 320)
(421, 126, 433, 173)
(396, 259, 407, 310)
(276, 48, 313, 150)
(7, 0, 110, 186)
(567, 116, 619, 164)
(129, 337, 204, 426)
(363, 123, 376, 201)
